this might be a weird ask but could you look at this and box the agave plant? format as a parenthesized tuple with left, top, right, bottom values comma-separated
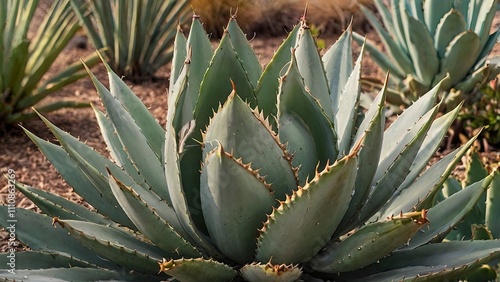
(357, 0, 500, 107)
(437, 147, 500, 281)
(0, 0, 100, 127)
(69, 0, 190, 80)
(1, 16, 500, 281)
(439, 147, 500, 241)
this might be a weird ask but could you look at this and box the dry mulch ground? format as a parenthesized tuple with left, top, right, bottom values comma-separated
(1, 4, 499, 251)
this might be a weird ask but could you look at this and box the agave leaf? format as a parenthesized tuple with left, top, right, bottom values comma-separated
(169, 25, 187, 91)
(397, 103, 461, 190)
(434, 9, 467, 58)
(23, 128, 135, 229)
(401, 7, 439, 87)
(86, 65, 170, 202)
(138, 0, 189, 73)
(405, 0, 424, 23)
(5, 41, 30, 101)
(336, 77, 387, 234)
(335, 44, 363, 155)
(361, 104, 439, 220)
(101, 57, 165, 157)
(15, 182, 115, 226)
(464, 149, 489, 187)
(107, 170, 202, 258)
(486, 172, 500, 238)
(471, 0, 495, 48)
(463, 264, 498, 281)
(372, 0, 395, 37)
(359, 5, 413, 76)
(379, 134, 478, 217)
(0, 251, 93, 269)
(194, 30, 256, 134)
(201, 145, 275, 263)
(390, 0, 409, 53)
(323, 23, 353, 113)
(433, 31, 481, 87)
(34, 111, 176, 228)
(69, 0, 103, 48)
(0, 207, 118, 270)
(178, 16, 214, 127)
(203, 92, 297, 201)
(107, 163, 184, 237)
(226, 17, 262, 88)
(22, 49, 101, 105)
(53, 219, 166, 274)
(294, 22, 333, 121)
(443, 148, 490, 240)
(0, 267, 156, 282)
(167, 57, 202, 198)
(455, 63, 499, 94)
(465, 148, 489, 208)
(471, 225, 494, 240)
(255, 24, 300, 124)
(41, 115, 180, 231)
(159, 258, 237, 282)
(92, 105, 147, 189)
(277, 52, 338, 184)
(454, 0, 470, 22)
(6, 101, 90, 124)
(352, 33, 406, 80)
(356, 240, 500, 281)
(240, 262, 302, 282)
(167, 57, 194, 138)
(22, 3, 79, 94)
(256, 152, 358, 264)
(423, 0, 453, 38)
(310, 212, 428, 273)
(473, 29, 500, 70)
(379, 80, 441, 165)
(441, 177, 462, 198)
(164, 58, 222, 259)
(400, 174, 493, 250)
(466, 0, 480, 30)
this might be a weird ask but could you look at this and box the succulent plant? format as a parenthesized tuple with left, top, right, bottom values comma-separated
(1, 16, 500, 281)
(439, 146, 499, 241)
(0, 0, 100, 127)
(357, 0, 500, 108)
(436, 146, 500, 281)
(69, 0, 190, 80)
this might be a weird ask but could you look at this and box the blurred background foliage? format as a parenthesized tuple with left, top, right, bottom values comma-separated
(0, 0, 100, 128)
(70, 0, 191, 81)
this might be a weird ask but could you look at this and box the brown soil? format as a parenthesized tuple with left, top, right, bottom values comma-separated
(1, 2, 499, 251)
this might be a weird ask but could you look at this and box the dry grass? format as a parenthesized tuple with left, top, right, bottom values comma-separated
(191, 0, 374, 37)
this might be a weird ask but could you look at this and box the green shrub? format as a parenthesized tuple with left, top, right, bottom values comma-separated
(70, 0, 190, 81)
(0, 0, 100, 127)
(357, 0, 499, 108)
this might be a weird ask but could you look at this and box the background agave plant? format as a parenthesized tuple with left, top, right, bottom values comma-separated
(439, 147, 499, 241)
(1, 16, 500, 281)
(0, 0, 100, 127)
(438, 147, 500, 281)
(70, 0, 190, 80)
(357, 0, 500, 108)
